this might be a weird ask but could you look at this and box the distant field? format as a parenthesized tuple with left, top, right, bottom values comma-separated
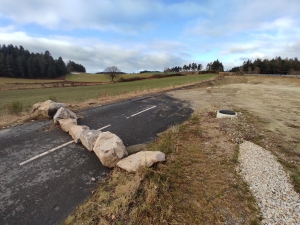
(0, 74, 216, 110)
(0, 77, 62, 84)
(65, 72, 162, 82)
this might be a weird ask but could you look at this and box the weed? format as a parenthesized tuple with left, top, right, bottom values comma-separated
(231, 146, 240, 164)
(251, 219, 260, 225)
(190, 113, 200, 124)
(8, 100, 23, 115)
(48, 95, 57, 102)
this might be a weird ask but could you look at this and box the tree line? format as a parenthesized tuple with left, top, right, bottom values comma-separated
(0, 44, 86, 79)
(230, 57, 300, 74)
(164, 63, 203, 73)
(139, 70, 161, 73)
(165, 60, 224, 73)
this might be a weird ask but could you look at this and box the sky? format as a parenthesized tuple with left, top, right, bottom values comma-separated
(0, 0, 299, 73)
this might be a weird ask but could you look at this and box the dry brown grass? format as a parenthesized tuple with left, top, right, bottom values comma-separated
(63, 113, 261, 225)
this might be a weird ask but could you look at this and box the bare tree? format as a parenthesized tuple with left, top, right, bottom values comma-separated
(164, 67, 170, 74)
(104, 66, 121, 82)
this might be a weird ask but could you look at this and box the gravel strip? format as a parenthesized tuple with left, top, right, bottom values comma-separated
(239, 141, 300, 225)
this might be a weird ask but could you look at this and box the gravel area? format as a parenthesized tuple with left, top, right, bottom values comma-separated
(239, 141, 300, 225)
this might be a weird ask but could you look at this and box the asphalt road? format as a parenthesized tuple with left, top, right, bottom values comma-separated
(0, 94, 193, 225)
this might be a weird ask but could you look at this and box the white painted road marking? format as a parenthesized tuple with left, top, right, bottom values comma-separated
(126, 106, 157, 118)
(19, 141, 74, 166)
(97, 124, 111, 131)
(19, 124, 111, 166)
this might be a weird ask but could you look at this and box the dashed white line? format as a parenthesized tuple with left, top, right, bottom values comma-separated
(126, 106, 157, 118)
(19, 140, 74, 166)
(19, 124, 111, 166)
(97, 124, 111, 131)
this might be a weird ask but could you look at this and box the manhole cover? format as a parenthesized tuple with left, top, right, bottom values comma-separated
(217, 110, 237, 118)
(219, 110, 236, 115)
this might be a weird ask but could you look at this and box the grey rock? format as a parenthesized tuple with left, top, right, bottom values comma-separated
(53, 107, 77, 124)
(32, 100, 66, 117)
(117, 151, 165, 173)
(126, 144, 148, 155)
(80, 129, 102, 151)
(69, 125, 89, 143)
(58, 118, 77, 132)
(93, 131, 127, 168)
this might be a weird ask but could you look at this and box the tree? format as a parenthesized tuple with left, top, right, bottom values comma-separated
(104, 66, 121, 82)
(191, 63, 197, 71)
(197, 64, 203, 71)
(0, 44, 80, 78)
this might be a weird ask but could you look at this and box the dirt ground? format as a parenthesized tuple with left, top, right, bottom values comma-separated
(169, 75, 300, 195)
(169, 75, 300, 150)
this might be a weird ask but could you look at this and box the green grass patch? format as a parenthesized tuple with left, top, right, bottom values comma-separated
(7, 100, 23, 115)
(65, 72, 162, 82)
(0, 74, 216, 109)
(0, 77, 61, 84)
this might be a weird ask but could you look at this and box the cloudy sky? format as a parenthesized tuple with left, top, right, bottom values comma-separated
(0, 0, 299, 73)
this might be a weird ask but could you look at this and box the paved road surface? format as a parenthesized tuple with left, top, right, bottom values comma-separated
(0, 94, 193, 225)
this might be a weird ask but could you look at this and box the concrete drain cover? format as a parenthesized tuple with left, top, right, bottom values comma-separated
(217, 110, 237, 118)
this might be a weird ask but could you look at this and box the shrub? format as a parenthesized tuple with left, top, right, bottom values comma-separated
(8, 100, 23, 115)
(118, 77, 146, 82)
(150, 73, 185, 79)
(49, 95, 57, 102)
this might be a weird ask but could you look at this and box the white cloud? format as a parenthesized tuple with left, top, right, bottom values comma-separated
(1, 0, 300, 72)
(0, 29, 189, 72)
(0, 0, 207, 33)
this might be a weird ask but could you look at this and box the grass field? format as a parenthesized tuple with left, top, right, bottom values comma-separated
(0, 74, 216, 111)
(65, 72, 164, 82)
(0, 77, 62, 84)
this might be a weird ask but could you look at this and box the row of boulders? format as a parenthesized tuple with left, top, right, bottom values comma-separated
(32, 100, 165, 172)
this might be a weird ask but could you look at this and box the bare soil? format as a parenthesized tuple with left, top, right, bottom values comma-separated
(169, 75, 300, 192)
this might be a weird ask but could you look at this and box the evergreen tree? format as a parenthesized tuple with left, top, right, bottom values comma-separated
(0, 45, 84, 78)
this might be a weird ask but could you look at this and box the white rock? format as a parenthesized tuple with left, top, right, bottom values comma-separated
(93, 131, 127, 168)
(69, 125, 89, 143)
(58, 118, 77, 132)
(80, 129, 102, 151)
(117, 151, 165, 173)
(53, 107, 77, 124)
(32, 102, 42, 112)
(32, 100, 66, 117)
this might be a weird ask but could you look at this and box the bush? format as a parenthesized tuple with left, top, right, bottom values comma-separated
(118, 77, 146, 82)
(150, 73, 185, 79)
(49, 95, 57, 102)
(8, 100, 23, 115)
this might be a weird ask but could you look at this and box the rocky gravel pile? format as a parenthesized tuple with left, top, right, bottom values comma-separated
(239, 141, 300, 225)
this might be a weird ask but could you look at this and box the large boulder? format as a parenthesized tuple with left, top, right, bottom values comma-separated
(117, 151, 165, 173)
(93, 132, 127, 168)
(59, 118, 77, 132)
(32, 100, 66, 117)
(80, 129, 102, 151)
(53, 107, 78, 124)
(69, 125, 89, 143)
